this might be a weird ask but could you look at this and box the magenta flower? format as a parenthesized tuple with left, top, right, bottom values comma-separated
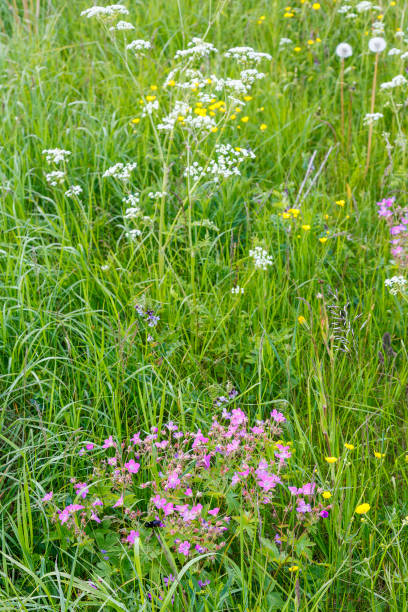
(85, 443, 94, 451)
(130, 432, 141, 445)
(319, 510, 329, 518)
(107, 457, 117, 466)
(208, 507, 220, 516)
(125, 459, 140, 474)
(74, 482, 89, 499)
(178, 540, 190, 556)
(165, 470, 181, 489)
(113, 495, 124, 508)
(126, 530, 140, 545)
(184, 488, 193, 497)
(92, 498, 103, 507)
(102, 436, 115, 449)
(90, 512, 101, 523)
(270, 409, 286, 423)
(41, 491, 53, 502)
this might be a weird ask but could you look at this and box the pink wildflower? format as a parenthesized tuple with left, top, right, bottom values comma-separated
(41, 491, 53, 502)
(102, 436, 115, 449)
(125, 459, 140, 474)
(126, 530, 140, 545)
(270, 409, 286, 423)
(113, 495, 124, 508)
(208, 507, 220, 516)
(178, 540, 190, 556)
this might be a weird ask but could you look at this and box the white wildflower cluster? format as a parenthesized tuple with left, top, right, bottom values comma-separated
(123, 193, 140, 206)
(110, 21, 134, 31)
(126, 39, 151, 55)
(363, 113, 383, 126)
(231, 285, 244, 294)
(184, 144, 255, 182)
(80, 5, 129, 19)
(65, 185, 82, 197)
(174, 38, 218, 60)
(126, 228, 142, 241)
(149, 191, 167, 199)
(401, 51, 408, 59)
(42, 148, 71, 164)
(380, 75, 407, 90)
(157, 100, 216, 133)
(356, 1, 377, 12)
(124, 206, 141, 219)
(371, 21, 385, 34)
(337, 5, 353, 14)
(388, 48, 402, 56)
(385, 275, 407, 295)
(45, 171, 66, 186)
(141, 100, 159, 117)
(279, 38, 293, 47)
(224, 46, 272, 64)
(103, 162, 137, 181)
(249, 246, 274, 270)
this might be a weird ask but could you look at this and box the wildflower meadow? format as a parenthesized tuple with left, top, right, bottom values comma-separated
(1, 0, 408, 610)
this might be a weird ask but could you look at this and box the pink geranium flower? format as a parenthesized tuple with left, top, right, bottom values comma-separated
(125, 459, 140, 474)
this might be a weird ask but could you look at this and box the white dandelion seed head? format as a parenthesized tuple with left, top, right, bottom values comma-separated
(336, 42, 353, 59)
(368, 37, 386, 53)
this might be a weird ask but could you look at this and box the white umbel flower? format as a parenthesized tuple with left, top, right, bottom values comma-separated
(80, 5, 129, 18)
(336, 42, 353, 59)
(249, 246, 273, 270)
(368, 37, 386, 53)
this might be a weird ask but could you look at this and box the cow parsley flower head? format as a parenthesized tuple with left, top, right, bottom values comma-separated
(174, 38, 218, 60)
(249, 246, 274, 270)
(335, 42, 353, 59)
(385, 275, 407, 295)
(65, 185, 82, 197)
(380, 75, 407, 90)
(363, 112, 383, 125)
(224, 46, 272, 64)
(368, 37, 386, 53)
(110, 21, 134, 31)
(45, 171, 66, 186)
(103, 162, 137, 181)
(126, 39, 152, 55)
(80, 5, 129, 19)
(42, 149, 71, 164)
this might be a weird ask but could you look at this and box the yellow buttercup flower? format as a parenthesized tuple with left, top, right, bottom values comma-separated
(210, 127, 218, 133)
(167, 80, 176, 87)
(325, 456, 338, 464)
(319, 237, 328, 244)
(150, 85, 158, 91)
(312, 2, 321, 9)
(322, 491, 332, 499)
(374, 451, 385, 459)
(301, 224, 311, 231)
(355, 503, 370, 515)
(241, 116, 249, 123)
(260, 124, 267, 131)
(294, 46, 301, 52)
(297, 315, 307, 325)
(131, 118, 140, 124)
(336, 200, 345, 207)
(288, 565, 299, 572)
(344, 443, 355, 450)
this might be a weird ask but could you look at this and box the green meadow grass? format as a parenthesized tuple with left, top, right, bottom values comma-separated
(0, 0, 408, 609)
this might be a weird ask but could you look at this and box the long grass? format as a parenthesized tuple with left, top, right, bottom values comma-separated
(0, 0, 407, 610)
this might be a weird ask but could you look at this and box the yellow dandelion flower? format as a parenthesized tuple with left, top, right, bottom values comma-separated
(244, 96, 253, 101)
(319, 237, 328, 244)
(325, 456, 338, 463)
(150, 85, 158, 91)
(312, 2, 321, 9)
(298, 315, 307, 325)
(210, 127, 218, 133)
(282, 212, 291, 219)
(322, 491, 332, 499)
(260, 124, 267, 131)
(301, 224, 311, 231)
(345, 443, 355, 450)
(308, 40, 314, 46)
(131, 118, 140, 124)
(167, 80, 176, 87)
(355, 503, 370, 515)
(336, 200, 345, 207)
(241, 116, 249, 123)
(294, 46, 302, 52)
(230, 114, 236, 119)
(146, 95, 156, 102)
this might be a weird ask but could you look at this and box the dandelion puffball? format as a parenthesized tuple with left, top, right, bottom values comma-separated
(336, 42, 353, 59)
(368, 37, 386, 53)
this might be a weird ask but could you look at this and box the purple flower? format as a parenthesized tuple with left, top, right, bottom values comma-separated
(41, 491, 53, 502)
(74, 482, 89, 499)
(163, 574, 175, 587)
(91, 512, 101, 523)
(131, 432, 141, 445)
(113, 495, 124, 508)
(319, 510, 329, 518)
(296, 499, 312, 514)
(198, 579, 210, 588)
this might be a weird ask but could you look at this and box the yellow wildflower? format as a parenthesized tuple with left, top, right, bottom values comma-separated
(344, 443, 355, 450)
(322, 491, 332, 499)
(260, 124, 267, 131)
(355, 503, 370, 515)
(374, 451, 385, 459)
(325, 456, 337, 463)
(297, 315, 307, 325)
(301, 224, 311, 231)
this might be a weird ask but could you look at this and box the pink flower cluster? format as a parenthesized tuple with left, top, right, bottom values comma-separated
(40, 395, 330, 570)
(377, 196, 408, 266)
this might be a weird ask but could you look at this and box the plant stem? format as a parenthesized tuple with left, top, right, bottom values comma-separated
(364, 54, 379, 176)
